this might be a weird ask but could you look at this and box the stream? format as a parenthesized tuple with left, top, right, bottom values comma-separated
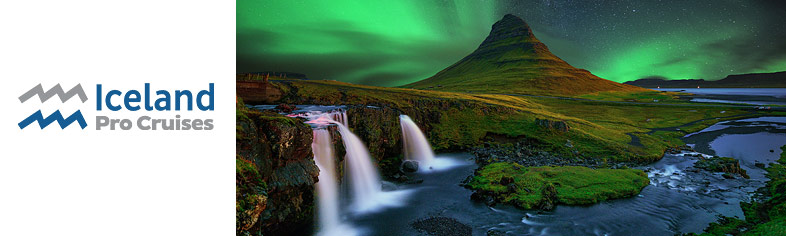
(353, 116, 786, 236)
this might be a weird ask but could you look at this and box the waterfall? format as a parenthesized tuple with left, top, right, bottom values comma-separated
(301, 108, 410, 227)
(399, 115, 436, 167)
(312, 119, 362, 236)
(331, 110, 349, 127)
(332, 122, 384, 212)
(312, 129, 341, 234)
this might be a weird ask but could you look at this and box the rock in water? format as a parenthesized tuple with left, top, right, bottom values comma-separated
(412, 217, 472, 236)
(470, 192, 496, 206)
(402, 160, 419, 173)
(694, 157, 750, 179)
(487, 229, 505, 236)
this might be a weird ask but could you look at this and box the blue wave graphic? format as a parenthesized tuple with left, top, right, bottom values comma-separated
(18, 110, 88, 129)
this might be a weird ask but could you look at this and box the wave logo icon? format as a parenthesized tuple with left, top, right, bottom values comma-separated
(18, 83, 88, 130)
(18, 110, 88, 129)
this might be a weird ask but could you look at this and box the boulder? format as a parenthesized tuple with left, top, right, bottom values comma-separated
(402, 160, 419, 173)
(695, 156, 749, 179)
(470, 192, 496, 206)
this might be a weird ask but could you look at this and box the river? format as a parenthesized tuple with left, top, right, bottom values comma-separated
(352, 116, 786, 235)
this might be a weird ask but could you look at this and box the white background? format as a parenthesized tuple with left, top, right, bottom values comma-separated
(0, 1, 234, 235)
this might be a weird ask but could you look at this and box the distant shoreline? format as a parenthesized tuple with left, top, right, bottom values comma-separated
(657, 88, 786, 106)
(624, 71, 786, 89)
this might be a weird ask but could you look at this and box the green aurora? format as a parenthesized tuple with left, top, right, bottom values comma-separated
(237, 0, 786, 86)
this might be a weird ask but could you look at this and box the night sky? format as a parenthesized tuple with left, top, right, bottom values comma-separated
(237, 0, 786, 87)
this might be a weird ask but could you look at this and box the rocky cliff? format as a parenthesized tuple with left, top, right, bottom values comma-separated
(345, 105, 405, 176)
(238, 79, 523, 172)
(342, 99, 512, 176)
(236, 107, 319, 236)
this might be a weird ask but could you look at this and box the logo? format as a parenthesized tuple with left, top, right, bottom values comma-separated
(19, 83, 88, 103)
(18, 82, 215, 131)
(18, 83, 88, 130)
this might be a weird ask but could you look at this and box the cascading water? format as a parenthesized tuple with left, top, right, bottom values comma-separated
(308, 112, 359, 236)
(400, 115, 436, 167)
(331, 110, 349, 127)
(312, 129, 341, 234)
(332, 122, 384, 212)
(297, 108, 411, 232)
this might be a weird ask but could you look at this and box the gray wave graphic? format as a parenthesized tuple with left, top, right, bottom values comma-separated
(19, 83, 88, 103)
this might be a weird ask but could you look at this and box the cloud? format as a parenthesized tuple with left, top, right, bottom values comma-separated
(236, 21, 481, 86)
(354, 71, 429, 87)
(699, 34, 786, 75)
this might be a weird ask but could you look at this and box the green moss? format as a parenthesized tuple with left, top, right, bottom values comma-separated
(236, 157, 266, 210)
(467, 162, 649, 209)
(699, 217, 748, 235)
(236, 156, 268, 234)
(744, 218, 786, 235)
(236, 97, 251, 140)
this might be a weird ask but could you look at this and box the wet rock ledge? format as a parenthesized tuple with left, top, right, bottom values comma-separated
(236, 108, 318, 236)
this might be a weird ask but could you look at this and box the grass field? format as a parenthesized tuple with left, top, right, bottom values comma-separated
(256, 79, 772, 163)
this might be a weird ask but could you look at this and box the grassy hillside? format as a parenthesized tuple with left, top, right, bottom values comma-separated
(248, 79, 767, 163)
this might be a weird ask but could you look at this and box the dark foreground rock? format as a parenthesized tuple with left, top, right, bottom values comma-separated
(471, 141, 613, 168)
(236, 109, 319, 236)
(412, 217, 472, 236)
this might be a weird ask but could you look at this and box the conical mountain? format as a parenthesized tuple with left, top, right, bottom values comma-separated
(404, 14, 648, 96)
